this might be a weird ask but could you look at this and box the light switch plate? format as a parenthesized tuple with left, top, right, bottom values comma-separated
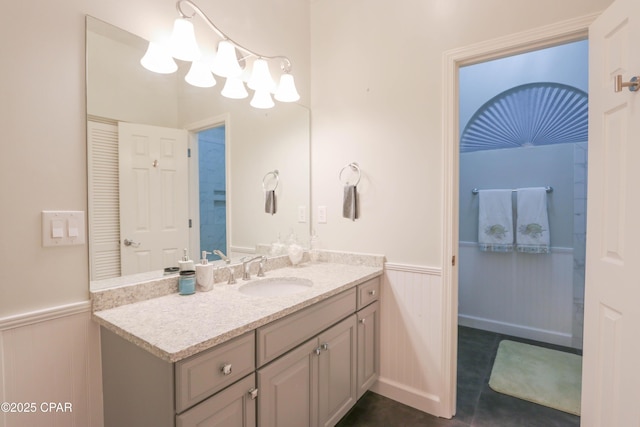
(318, 206, 327, 224)
(42, 211, 86, 247)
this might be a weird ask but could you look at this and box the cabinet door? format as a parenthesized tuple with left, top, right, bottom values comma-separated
(357, 301, 380, 399)
(176, 374, 256, 427)
(318, 315, 357, 427)
(258, 338, 320, 427)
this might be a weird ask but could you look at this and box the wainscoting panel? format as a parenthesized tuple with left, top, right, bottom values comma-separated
(0, 304, 103, 427)
(458, 242, 574, 346)
(371, 263, 447, 417)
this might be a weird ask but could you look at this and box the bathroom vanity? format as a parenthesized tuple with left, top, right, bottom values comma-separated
(92, 255, 382, 427)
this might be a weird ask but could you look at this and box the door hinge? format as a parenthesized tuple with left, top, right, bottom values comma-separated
(187, 148, 191, 158)
(189, 219, 192, 228)
(452, 255, 456, 266)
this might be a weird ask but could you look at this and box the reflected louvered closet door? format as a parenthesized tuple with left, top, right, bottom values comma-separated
(88, 120, 121, 280)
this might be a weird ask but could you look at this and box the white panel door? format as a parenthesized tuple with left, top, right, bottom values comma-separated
(583, 0, 640, 425)
(118, 122, 189, 275)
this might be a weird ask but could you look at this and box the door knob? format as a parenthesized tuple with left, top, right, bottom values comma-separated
(614, 75, 639, 92)
(123, 238, 141, 247)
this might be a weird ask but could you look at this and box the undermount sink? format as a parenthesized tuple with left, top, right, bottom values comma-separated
(238, 277, 313, 297)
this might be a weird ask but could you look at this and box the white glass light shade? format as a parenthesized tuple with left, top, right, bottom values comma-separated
(185, 61, 216, 88)
(247, 58, 276, 92)
(274, 73, 300, 102)
(169, 18, 201, 61)
(140, 42, 178, 74)
(221, 76, 249, 99)
(211, 41, 243, 78)
(250, 89, 275, 109)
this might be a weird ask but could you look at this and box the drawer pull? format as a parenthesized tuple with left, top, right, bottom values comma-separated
(321, 343, 329, 351)
(221, 363, 233, 376)
(368, 290, 376, 296)
(248, 388, 259, 400)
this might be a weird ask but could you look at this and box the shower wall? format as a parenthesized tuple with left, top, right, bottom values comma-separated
(458, 41, 588, 349)
(459, 143, 584, 348)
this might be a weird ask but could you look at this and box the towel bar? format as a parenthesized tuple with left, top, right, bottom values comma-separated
(339, 162, 361, 186)
(472, 186, 553, 195)
(262, 170, 279, 191)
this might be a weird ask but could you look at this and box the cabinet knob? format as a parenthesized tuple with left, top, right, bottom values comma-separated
(359, 318, 366, 324)
(248, 388, 258, 400)
(368, 290, 376, 296)
(314, 347, 322, 356)
(321, 343, 329, 351)
(221, 363, 233, 376)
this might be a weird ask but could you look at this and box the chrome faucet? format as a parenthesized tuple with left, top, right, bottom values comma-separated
(225, 265, 236, 284)
(242, 256, 266, 280)
(213, 249, 230, 264)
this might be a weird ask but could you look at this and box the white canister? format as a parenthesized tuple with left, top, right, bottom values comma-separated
(196, 251, 214, 291)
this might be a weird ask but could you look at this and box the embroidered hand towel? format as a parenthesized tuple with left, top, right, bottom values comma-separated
(265, 190, 276, 215)
(343, 185, 359, 221)
(516, 187, 550, 254)
(478, 189, 514, 252)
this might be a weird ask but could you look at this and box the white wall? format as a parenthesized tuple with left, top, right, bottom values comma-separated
(310, 0, 612, 417)
(0, 1, 309, 426)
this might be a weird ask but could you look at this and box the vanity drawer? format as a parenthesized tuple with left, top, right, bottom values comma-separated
(357, 277, 380, 310)
(256, 288, 356, 367)
(175, 332, 255, 413)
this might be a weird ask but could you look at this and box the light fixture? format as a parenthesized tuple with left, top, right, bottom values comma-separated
(185, 60, 216, 87)
(211, 40, 243, 78)
(140, 42, 178, 74)
(247, 58, 276, 92)
(275, 73, 300, 102)
(140, 0, 300, 109)
(169, 17, 201, 61)
(221, 76, 249, 99)
(250, 89, 275, 109)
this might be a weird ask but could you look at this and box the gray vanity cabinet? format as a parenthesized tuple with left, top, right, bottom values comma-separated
(176, 374, 256, 427)
(356, 300, 380, 399)
(100, 275, 381, 427)
(257, 315, 357, 427)
(100, 328, 256, 427)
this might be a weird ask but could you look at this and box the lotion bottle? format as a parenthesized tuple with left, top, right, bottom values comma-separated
(178, 248, 195, 272)
(196, 251, 214, 292)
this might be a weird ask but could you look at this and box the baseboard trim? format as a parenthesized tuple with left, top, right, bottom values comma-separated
(459, 314, 574, 347)
(0, 301, 92, 331)
(371, 377, 449, 418)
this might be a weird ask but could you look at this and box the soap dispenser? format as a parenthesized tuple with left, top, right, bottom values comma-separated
(196, 251, 214, 292)
(178, 248, 195, 272)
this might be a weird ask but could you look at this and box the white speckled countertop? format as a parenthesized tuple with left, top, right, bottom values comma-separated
(92, 253, 383, 363)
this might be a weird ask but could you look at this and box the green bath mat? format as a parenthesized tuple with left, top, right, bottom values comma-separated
(488, 340, 582, 415)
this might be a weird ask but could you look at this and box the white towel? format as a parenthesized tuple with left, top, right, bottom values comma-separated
(516, 187, 550, 254)
(478, 190, 514, 252)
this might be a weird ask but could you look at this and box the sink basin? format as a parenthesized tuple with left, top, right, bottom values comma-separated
(239, 277, 313, 297)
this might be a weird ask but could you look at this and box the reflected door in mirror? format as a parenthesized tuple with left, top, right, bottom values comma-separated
(119, 122, 189, 275)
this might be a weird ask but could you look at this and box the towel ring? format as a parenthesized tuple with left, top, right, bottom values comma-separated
(339, 162, 361, 186)
(262, 170, 279, 191)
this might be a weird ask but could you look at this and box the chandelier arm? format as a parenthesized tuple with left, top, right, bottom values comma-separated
(176, 0, 292, 69)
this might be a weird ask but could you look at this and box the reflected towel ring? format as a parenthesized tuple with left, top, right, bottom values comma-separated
(339, 162, 361, 186)
(262, 170, 279, 191)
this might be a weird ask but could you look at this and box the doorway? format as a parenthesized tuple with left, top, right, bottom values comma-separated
(457, 41, 588, 348)
(196, 125, 227, 261)
(440, 14, 598, 418)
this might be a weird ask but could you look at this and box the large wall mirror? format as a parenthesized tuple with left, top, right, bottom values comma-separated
(86, 16, 310, 289)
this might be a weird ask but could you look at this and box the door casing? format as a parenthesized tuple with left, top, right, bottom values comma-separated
(441, 13, 599, 418)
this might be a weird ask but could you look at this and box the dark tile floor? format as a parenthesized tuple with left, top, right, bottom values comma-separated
(336, 326, 582, 427)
